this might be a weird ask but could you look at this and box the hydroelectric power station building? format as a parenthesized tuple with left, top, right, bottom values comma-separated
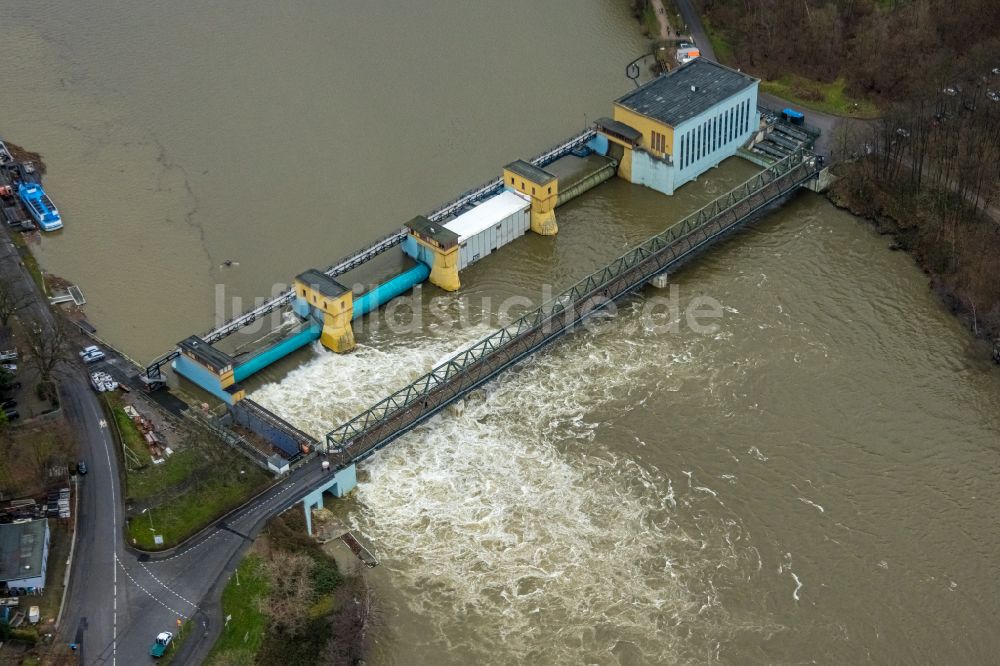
(592, 58, 759, 195)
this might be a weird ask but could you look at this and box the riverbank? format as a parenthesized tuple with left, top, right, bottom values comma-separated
(826, 162, 1000, 358)
(207, 510, 374, 666)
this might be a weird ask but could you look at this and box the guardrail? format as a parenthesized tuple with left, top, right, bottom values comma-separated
(325, 148, 819, 464)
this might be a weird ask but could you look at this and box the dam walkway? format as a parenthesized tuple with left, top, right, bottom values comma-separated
(325, 148, 821, 467)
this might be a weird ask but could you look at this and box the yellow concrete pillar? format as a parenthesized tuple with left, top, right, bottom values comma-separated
(503, 160, 559, 236)
(294, 269, 356, 354)
(404, 217, 462, 292)
(429, 244, 461, 292)
(321, 310, 355, 353)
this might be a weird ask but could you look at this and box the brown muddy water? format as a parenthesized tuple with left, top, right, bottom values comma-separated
(4, 2, 1000, 664)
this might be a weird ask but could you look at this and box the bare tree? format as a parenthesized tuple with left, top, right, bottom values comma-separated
(257, 551, 314, 637)
(0, 279, 31, 328)
(24, 318, 70, 392)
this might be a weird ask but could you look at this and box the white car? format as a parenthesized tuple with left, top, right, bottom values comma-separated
(80, 346, 105, 363)
(81, 350, 105, 364)
(0, 363, 16, 373)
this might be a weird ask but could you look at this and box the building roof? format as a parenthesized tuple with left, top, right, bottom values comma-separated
(504, 160, 556, 186)
(595, 117, 642, 143)
(405, 215, 459, 248)
(178, 335, 233, 372)
(615, 59, 758, 127)
(444, 190, 530, 242)
(295, 269, 349, 300)
(0, 519, 48, 584)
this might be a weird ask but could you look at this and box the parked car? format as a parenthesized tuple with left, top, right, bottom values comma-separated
(81, 350, 106, 364)
(77, 461, 87, 475)
(0, 399, 17, 410)
(0, 363, 16, 373)
(150, 631, 173, 658)
(3, 409, 19, 421)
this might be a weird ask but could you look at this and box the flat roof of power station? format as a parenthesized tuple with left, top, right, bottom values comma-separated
(615, 59, 757, 127)
(444, 190, 530, 242)
(504, 159, 556, 186)
(178, 335, 233, 372)
(295, 269, 350, 299)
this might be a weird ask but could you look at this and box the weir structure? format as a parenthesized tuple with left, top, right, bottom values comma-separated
(139, 129, 597, 388)
(323, 148, 821, 480)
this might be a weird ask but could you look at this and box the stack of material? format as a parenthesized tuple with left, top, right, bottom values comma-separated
(125, 403, 166, 459)
(89, 371, 118, 392)
(46, 487, 70, 519)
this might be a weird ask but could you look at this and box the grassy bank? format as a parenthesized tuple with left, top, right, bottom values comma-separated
(700, 15, 734, 65)
(207, 511, 373, 666)
(760, 75, 880, 118)
(8, 231, 45, 294)
(124, 428, 270, 550)
(207, 555, 269, 665)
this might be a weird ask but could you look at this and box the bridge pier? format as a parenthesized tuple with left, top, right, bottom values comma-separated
(302, 464, 357, 535)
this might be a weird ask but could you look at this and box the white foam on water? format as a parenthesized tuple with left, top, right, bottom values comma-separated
(798, 497, 825, 513)
(252, 303, 760, 663)
(791, 572, 803, 601)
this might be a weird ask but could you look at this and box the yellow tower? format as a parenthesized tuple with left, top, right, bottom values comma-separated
(502, 160, 559, 236)
(403, 216, 461, 292)
(294, 269, 356, 353)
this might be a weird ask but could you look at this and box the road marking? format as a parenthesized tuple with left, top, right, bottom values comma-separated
(95, 398, 118, 666)
(118, 556, 189, 619)
(138, 561, 199, 609)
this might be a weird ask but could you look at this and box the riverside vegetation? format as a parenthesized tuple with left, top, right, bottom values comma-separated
(695, 0, 1000, 350)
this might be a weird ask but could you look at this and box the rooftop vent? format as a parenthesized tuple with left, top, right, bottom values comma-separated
(690, 85, 698, 93)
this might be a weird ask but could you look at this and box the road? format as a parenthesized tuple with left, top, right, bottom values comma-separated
(1, 221, 345, 664)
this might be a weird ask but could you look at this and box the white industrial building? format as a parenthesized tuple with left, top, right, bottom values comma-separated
(444, 190, 530, 270)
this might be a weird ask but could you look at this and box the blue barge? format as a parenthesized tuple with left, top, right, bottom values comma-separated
(18, 182, 63, 231)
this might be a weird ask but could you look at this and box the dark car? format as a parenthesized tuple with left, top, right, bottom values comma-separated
(3, 409, 19, 421)
(0, 399, 16, 410)
(77, 461, 87, 475)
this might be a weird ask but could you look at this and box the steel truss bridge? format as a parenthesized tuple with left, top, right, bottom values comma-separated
(326, 148, 821, 466)
(141, 129, 596, 383)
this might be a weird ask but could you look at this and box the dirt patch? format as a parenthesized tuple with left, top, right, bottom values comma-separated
(4, 141, 47, 175)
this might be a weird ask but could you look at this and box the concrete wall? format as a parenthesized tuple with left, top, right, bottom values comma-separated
(173, 355, 239, 404)
(586, 133, 609, 156)
(630, 149, 676, 195)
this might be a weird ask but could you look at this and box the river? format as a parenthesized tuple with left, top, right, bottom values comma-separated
(5, 2, 1000, 664)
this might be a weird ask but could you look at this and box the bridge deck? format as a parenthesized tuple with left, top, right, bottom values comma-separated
(326, 148, 820, 467)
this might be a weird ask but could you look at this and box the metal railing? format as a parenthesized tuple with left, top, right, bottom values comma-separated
(427, 128, 596, 221)
(324, 148, 819, 464)
(143, 128, 598, 382)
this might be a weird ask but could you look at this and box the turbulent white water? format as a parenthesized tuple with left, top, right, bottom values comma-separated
(253, 300, 765, 664)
